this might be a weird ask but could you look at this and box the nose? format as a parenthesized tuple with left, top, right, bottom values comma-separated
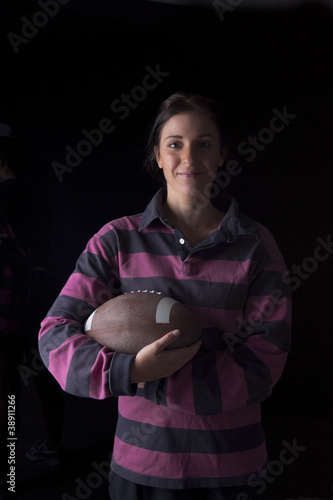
(181, 143, 196, 166)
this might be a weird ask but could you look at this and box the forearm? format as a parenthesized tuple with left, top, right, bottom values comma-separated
(129, 330, 201, 383)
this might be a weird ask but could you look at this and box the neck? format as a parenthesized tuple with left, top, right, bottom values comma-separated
(163, 191, 223, 232)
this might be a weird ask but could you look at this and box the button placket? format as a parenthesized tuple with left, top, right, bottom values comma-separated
(173, 228, 191, 262)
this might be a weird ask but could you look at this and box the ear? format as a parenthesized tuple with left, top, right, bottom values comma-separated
(217, 155, 224, 168)
(154, 146, 162, 169)
(218, 146, 228, 168)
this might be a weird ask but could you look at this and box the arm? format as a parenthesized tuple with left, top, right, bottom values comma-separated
(38, 226, 124, 399)
(38, 225, 198, 399)
(130, 329, 201, 384)
(139, 227, 292, 414)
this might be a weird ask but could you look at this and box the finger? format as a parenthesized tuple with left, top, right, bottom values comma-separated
(175, 339, 202, 361)
(165, 339, 202, 373)
(153, 329, 181, 353)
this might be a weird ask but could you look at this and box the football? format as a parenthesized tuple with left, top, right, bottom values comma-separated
(84, 291, 202, 354)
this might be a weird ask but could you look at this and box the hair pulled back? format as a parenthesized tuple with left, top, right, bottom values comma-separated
(145, 92, 229, 184)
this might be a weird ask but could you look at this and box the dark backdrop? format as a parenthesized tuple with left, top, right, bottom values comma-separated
(0, 1, 332, 497)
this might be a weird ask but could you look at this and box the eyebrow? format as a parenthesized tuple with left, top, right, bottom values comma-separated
(164, 134, 215, 142)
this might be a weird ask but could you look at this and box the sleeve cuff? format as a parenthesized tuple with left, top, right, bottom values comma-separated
(144, 378, 168, 406)
(109, 352, 138, 396)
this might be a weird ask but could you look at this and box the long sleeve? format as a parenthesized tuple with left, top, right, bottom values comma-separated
(38, 223, 136, 399)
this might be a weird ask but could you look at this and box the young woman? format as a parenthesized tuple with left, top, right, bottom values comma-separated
(39, 93, 292, 499)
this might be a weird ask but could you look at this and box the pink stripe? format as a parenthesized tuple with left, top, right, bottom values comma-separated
(89, 346, 113, 399)
(244, 296, 292, 325)
(61, 274, 113, 309)
(186, 257, 253, 284)
(119, 252, 253, 285)
(119, 252, 180, 280)
(39, 316, 78, 339)
(48, 334, 91, 389)
(96, 223, 115, 236)
(112, 437, 267, 478)
(84, 235, 118, 266)
(167, 362, 196, 413)
(119, 397, 261, 430)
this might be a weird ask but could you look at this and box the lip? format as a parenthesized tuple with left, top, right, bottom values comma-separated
(178, 171, 201, 178)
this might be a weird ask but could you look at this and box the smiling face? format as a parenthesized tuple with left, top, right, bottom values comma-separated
(155, 111, 225, 203)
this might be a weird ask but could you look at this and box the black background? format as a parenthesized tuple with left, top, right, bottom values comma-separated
(0, 0, 333, 498)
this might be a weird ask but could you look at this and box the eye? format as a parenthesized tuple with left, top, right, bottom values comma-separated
(198, 141, 211, 148)
(168, 142, 182, 149)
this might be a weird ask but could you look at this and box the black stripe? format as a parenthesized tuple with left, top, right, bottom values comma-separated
(101, 225, 264, 263)
(40, 294, 95, 366)
(47, 295, 95, 323)
(74, 251, 118, 287)
(138, 379, 169, 406)
(97, 229, 119, 258)
(249, 269, 292, 299)
(39, 321, 82, 367)
(116, 414, 265, 453)
(101, 229, 179, 257)
(120, 229, 179, 256)
(66, 338, 102, 397)
(143, 378, 167, 405)
(192, 237, 261, 262)
(200, 328, 228, 352)
(250, 320, 291, 352)
(121, 277, 248, 311)
(192, 352, 223, 415)
(109, 352, 137, 396)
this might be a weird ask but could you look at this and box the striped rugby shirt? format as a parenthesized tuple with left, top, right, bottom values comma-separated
(39, 188, 291, 489)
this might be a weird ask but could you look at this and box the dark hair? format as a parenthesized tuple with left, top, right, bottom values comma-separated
(145, 92, 229, 183)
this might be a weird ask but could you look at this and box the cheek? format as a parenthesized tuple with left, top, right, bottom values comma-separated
(160, 152, 177, 169)
(206, 155, 220, 173)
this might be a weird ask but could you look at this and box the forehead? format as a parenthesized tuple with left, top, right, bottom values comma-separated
(160, 111, 219, 139)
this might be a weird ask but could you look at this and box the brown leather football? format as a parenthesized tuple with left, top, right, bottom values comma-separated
(84, 291, 202, 354)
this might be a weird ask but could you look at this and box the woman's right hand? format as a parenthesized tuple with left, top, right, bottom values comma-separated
(130, 329, 202, 384)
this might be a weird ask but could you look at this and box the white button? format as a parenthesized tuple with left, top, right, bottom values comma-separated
(179, 238, 185, 245)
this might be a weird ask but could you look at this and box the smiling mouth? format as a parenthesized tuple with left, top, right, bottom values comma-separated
(178, 171, 201, 178)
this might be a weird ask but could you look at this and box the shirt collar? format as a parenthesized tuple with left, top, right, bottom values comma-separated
(139, 188, 259, 242)
(139, 189, 168, 231)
